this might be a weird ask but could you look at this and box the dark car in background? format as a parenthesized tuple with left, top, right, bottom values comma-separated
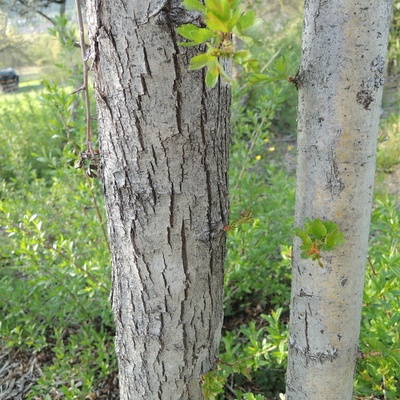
(0, 68, 19, 92)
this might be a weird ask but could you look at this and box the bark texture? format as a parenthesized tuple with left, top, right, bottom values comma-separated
(85, 1, 231, 399)
(286, 1, 392, 399)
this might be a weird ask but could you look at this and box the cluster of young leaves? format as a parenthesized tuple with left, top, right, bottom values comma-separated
(177, 0, 263, 87)
(294, 218, 345, 268)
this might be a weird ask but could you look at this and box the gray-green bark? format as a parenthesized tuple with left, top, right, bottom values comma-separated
(286, 1, 392, 399)
(85, 1, 231, 399)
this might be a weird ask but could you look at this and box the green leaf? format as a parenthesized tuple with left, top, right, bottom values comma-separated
(205, 69, 219, 88)
(217, 61, 231, 82)
(323, 220, 338, 234)
(233, 50, 251, 64)
(182, 0, 206, 13)
(308, 219, 327, 238)
(241, 58, 260, 72)
(177, 24, 216, 45)
(324, 229, 345, 249)
(273, 54, 288, 74)
(29, 214, 38, 222)
(227, 7, 243, 31)
(205, 57, 220, 87)
(236, 10, 257, 32)
(294, 228, 312, 244)
(189, 53, 211, 70)
(219, 0, 232, 21)
(205, 10, 229, 32)
(300, 244, 311, 252)
(300, 250, 310, 259)
(205, 0, 231, 22)
(234, 13, 263, 42)
(233, 50, 261, 71)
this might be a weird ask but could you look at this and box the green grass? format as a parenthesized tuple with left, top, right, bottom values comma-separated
(18, 79, 44, 93)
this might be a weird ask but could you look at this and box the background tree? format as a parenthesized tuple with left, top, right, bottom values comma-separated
(0, 7, 29, 64)
(3, 0, 67, 22)
(84, 0, 231, 398)
(286, 1, 393, 399)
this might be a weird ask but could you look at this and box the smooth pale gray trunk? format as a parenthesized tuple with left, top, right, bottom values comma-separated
(85, 1, 230, 399)
(286, 1, 392, 399)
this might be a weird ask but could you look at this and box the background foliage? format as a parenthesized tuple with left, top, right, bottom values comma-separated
(0, 1, 399, 399)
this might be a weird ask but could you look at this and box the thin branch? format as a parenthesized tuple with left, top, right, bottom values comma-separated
(35, 8, 55, 24)
(75, 0, 94, 155)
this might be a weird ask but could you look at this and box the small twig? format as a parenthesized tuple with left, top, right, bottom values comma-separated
(260, 47, 283, 73)
(75, 0, 94, 155)
(367, 256, 377, 276)
(73, 0, 101, 178)
(70, 85, 85, 95)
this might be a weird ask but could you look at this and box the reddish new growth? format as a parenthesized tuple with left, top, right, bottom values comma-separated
(306, 241, 321, 258)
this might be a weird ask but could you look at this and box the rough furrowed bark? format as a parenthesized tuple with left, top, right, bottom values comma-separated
(85, 1, 231, 399)
(286, 1, 392, 399)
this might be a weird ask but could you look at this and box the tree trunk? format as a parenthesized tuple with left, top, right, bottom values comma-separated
(85, 1, 231, 399)
(286, 1, 392, 399)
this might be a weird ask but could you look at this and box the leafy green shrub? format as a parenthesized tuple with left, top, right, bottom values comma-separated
(215, 83, 293, 399)
(203, 308, 287, 399)
(225, 88, 295, 316)
(355, 195, 400, 399)
(0, 13, 109, 398)
(0, 82, 86, 187)
(0, 80, 113, 397)
(25, 323, 116, 399)
(0, 169, 113, 396)
(221, 308, 288, 398)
